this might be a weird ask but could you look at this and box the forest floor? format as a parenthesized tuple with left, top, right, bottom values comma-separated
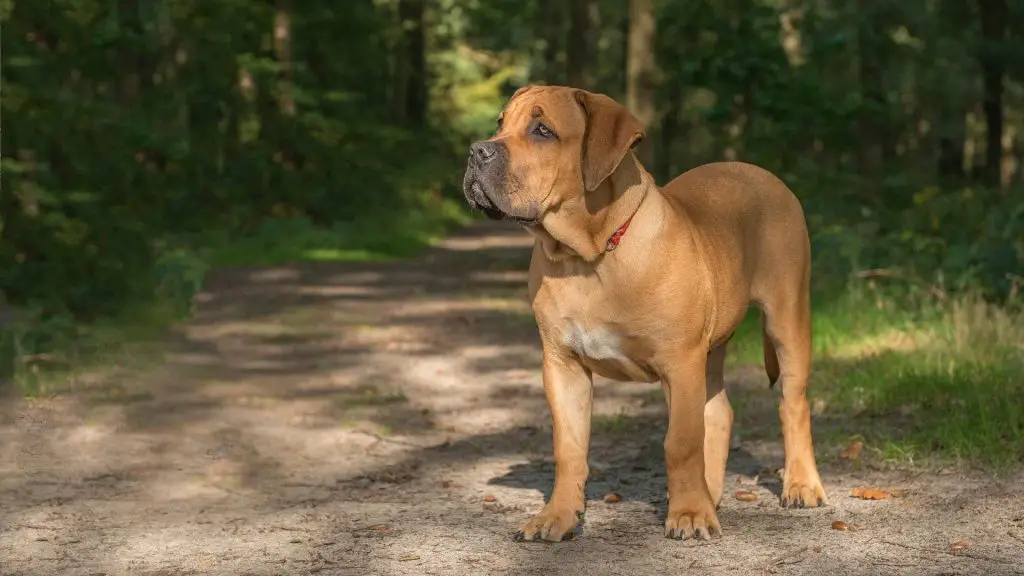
(2, 220, 1023, 576)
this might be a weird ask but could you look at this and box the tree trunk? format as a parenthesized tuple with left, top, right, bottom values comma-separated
(626, 0, 657, 169)
(398, 0, 427, 128)
(856, 1, 886, 185)
(117, 0, 143, 104)
(978, 0, 1007, 188)
(656, 82, 682, 184)
(933, 0, 970, 183)
(540, 2, 564, 85)
(937, 114, 967, 180)
(567, 0, 594, 89)
(273, 0, 295, 116)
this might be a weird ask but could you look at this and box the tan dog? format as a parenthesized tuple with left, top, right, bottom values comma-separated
(462, 85, 828, 542)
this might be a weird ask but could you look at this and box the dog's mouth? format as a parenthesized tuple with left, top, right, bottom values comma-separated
(467, 181, 504, 221)
(464, 176, 539, 227)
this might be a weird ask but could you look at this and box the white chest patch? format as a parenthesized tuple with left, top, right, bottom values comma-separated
(563, 321, 628, 362)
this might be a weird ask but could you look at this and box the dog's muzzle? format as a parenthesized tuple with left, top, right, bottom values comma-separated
(463, 140, 509, 221)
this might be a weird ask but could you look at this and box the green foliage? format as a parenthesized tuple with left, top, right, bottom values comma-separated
(0, 3, 478, 318)
(728, 285, 1024, 468)
(2, 0, 1023, 473)
(2, 0, 510, 375)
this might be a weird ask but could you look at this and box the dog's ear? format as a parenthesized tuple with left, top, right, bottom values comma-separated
(574, 90, 646, 192)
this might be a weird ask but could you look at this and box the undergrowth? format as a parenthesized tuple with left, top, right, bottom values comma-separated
(1, 188, 473, 397)
(729, 285, 1024, 470)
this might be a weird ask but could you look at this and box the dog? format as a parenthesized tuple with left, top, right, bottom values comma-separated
(462, 85, 828, 542)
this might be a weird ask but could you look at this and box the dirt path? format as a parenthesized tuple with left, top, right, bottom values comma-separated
(2, 220, 1023, 576)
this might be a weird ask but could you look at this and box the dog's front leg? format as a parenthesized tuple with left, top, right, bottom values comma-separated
(518, 349, 593, 542)
(662, 348, 721, 540)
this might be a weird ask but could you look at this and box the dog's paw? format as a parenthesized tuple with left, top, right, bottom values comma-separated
(664, 496, 722, 541)
(781, 469, 828, 508)
(515, 504, 584, 542)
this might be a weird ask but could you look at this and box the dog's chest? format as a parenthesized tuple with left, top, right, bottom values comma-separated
(557, 320, 657, 382)
(562, 321, 628, 362)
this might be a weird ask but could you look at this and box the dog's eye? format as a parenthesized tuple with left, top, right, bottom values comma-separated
(533, 123, 555, 139)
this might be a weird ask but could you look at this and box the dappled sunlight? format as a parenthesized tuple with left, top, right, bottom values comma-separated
(7, 0, 1023, 569)
(4, 219, 1024, 573)
(468, 269, 531, 283)
(248, 268, 304, 283)
(826, 327, 933, 360)
(436, 228, 536, 252)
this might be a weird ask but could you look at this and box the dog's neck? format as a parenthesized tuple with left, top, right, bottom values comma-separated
(528, 154, 654, 263)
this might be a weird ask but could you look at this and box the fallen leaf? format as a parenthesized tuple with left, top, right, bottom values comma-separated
(841, 439, 864, 461)
(379, 471, 415, 484)
(737, 474, 759, 486)
(734, 490, 758, 502)
(850, 487, 890, 500)
(399, 554, 421, 561)
(482, 494, 502, 512)
(831, 520, 849, 531)
(812, 545, 823, 553)
(368, 524, 391, 533)
(603, 492, 622, 503)
(949, 539, 969, 554)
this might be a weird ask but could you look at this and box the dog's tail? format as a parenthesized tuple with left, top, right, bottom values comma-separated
(761, 311, 780, 388)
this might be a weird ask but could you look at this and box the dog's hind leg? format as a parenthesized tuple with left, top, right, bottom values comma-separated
(703, 343, 732, 508)
(761, 270, 828, 508)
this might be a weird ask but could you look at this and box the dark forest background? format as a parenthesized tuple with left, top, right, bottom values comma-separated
(2, 0, 1023, 426)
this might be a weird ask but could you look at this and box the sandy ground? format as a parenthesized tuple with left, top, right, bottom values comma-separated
(2, 220, 1023, 576)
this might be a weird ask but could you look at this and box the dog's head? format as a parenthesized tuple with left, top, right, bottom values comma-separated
(462, 85, 647, 225)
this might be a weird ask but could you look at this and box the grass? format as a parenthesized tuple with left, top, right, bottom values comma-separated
(6, 297, 192, 398)
(3, 191, 474, 398)
(204, 198, 472, 268)
(726, 287, 1024, 470)
(5, 183, 1022, 471)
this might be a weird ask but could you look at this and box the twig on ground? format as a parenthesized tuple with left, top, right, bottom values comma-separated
(271, 525, 308, 532)
(868, 558, 919, 568)
(358, 430, 444, 450)
(880, 539, 1015, 565)
(855, 268, 948, 302)
(771, 546, 809, 567)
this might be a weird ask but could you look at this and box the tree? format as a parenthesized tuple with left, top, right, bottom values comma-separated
(978, 0, 1008, 187)
(856, 0, 893, 185)
(626, 0, 658, 170)
(540, 2, 565, 85)
(398, 0, 428, 127)
(274, 0, 296, 116)
(567, 0, 597, 89)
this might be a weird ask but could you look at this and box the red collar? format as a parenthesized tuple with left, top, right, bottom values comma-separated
(605, 216, 633, 251)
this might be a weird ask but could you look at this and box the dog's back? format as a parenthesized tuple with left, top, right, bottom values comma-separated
(660, 161, 810, 303)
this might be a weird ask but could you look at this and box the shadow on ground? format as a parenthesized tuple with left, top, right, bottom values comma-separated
(4, 219, 1024, 576)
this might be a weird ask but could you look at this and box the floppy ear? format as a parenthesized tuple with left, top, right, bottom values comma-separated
(574, 90, 647, 192)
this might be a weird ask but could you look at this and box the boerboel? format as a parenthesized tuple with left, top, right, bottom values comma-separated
(461, 85, 828, 542)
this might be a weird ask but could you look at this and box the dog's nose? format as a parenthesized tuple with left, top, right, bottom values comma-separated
(470, 141, 498, 165)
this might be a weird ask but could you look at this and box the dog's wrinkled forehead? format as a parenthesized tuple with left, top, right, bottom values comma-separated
(498, 86, 585, 136)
